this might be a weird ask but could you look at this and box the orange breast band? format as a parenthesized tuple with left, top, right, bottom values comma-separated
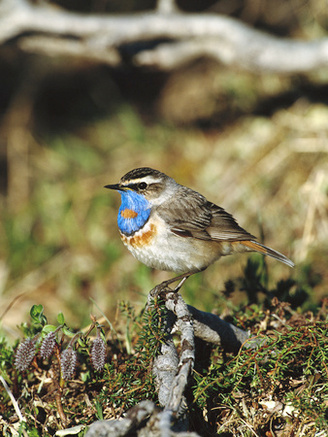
(120, 208, 138, 219)
(121, 223, 156, 248)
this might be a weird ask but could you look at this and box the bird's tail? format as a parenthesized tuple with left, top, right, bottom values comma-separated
(241, 240, 294, 268)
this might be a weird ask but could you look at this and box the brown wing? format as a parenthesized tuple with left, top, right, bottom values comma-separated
(157, 187, 255, 242)
(156, 186, 294, 268)
(205, 202, 256, 241)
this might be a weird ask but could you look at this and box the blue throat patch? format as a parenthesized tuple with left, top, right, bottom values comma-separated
(117, 190, 151, 236)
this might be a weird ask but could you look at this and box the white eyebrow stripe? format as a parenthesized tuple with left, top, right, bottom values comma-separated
(122, 176, 162, 185)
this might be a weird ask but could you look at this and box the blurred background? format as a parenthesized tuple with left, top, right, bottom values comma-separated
(0, 0, 327, 341)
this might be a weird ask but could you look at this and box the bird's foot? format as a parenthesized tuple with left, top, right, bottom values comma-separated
(160, 272, 194, 292)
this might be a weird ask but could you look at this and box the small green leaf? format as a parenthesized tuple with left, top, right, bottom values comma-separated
(57, 312, 65, 325)
(30, 304, 44, 321)
(62, 326, 75, 337)
(42, 325, 57, 334)
(95, 398, 104, 421)
(30, 304, 47, 326)
(80, 372, 90, 383)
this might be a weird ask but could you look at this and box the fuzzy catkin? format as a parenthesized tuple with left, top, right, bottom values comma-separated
(14, 338, 37, 371)
(91, 337, 107, 371)
(60, 346, 77, 380)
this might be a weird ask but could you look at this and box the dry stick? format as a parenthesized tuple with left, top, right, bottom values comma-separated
(188, 306, 250, 353)
(152, 314, 179, 407)
(148, 284, 195, 435)
(162, 290, 194, 413)
(1, 0, 328, 74)
(86, 282, 250, 436)
(150, 284, 251, 405)
(156, 0, 178, 13)
(55, 390, 67, 428)
(0, 376, 25, 422)
(85, 401, 155, 437)
(148, 284, 194, 411)
(149, 281, 252, 435)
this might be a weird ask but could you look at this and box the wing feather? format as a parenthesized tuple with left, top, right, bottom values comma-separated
(157, 187, 255, 242)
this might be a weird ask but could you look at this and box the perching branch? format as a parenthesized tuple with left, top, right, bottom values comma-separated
(188, 305, 249, 353)
(85, 401, 156, 437)
(86, 280, 251, 436)
(1, 0, 328, 73)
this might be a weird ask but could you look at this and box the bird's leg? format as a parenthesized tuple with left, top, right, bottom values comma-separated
(172, 267, 207, 291)
(149, 274, 189, 300)
(160, 271, 195, 292)
(151, 268, 206, 298)
(173, 275, 190, 292)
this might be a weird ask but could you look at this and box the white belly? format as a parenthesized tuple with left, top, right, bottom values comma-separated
(120, 218, 222, 273)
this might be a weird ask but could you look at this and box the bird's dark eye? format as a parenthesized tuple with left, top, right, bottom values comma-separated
(138, 182, 147, 190)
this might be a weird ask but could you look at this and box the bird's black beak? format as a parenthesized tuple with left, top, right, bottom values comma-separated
(104, 183, 124, 191)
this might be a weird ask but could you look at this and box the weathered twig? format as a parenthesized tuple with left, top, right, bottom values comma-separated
(149, 280, 251, 434)
(0, 375, 25, 422)
(188, 305, 249, 353)
(1, 0, 328, 73)
(85, 400, 155, 437)
(86, 280, 250, 436)
(151, 306, 179, 408)
(156, 0, 179, 14)
(165, 296, 193, 412)
(151, 287, 194, 412)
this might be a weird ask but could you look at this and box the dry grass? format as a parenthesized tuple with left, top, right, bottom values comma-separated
(0, 87, 327, 340)
(0, 6, 327, 437)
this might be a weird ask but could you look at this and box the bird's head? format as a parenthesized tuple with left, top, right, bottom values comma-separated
(105, 167, 177, 205)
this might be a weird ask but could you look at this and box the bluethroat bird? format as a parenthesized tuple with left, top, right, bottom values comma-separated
(105, 167, 294, 286)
